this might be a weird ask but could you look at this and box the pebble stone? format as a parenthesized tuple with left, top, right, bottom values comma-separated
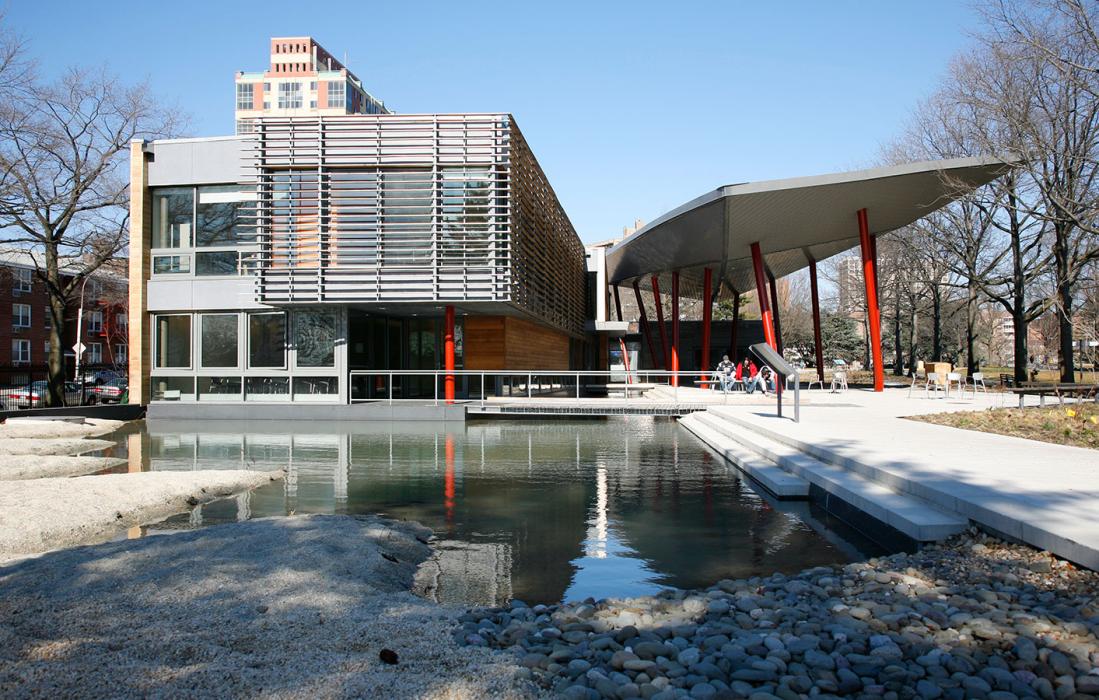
(458, 530, 1099, 698)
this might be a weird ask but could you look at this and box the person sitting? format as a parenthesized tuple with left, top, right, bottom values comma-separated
(734, 359, 744, 389)
(748, 366, 773, 396)
(745, 360, 758, 392)
(715, 354, 736, 392)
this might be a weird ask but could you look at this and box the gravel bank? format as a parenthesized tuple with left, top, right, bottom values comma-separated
(462, 531, 1099, 700)
(0, 436, 116, 455)
(0, 514, 533, 699)
(0, 470, 284, 561)
(0, 417, 124, 439)
(0, 455, 128, 480)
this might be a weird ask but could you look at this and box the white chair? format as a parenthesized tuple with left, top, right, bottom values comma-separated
(907, 369, 924, 398)
(807, 371, 823, 391)
(971, 371, 988, 397)
(947, 372, 965, 397)
(925, 372, 945, 398)
(830, 371, 848, 393)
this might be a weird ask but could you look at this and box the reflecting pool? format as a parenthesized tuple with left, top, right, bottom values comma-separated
(103, 417, 883, 605)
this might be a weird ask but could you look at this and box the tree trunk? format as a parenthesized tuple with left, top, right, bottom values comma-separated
(1007, 175, 1029, 385)
(1055, 224, 1075, 383)
(966, 282, 978, 376)
(932, 285, 942, 361)
(908, 306, 918, 373)
(893, 291, 903, 376)
(44, 242, 66, 407)
(1012, 311, 1028, 385)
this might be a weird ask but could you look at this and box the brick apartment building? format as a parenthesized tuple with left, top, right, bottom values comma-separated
(0, 249, 128, 383)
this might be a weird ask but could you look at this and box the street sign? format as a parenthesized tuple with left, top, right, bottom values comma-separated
(72, 342, 86, 355)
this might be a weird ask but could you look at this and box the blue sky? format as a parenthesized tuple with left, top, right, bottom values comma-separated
(8, 1, 980, 243)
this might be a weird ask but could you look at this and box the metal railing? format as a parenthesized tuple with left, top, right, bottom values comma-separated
(347, 368, 799, 411)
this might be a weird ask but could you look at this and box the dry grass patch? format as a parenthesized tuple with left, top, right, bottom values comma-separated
(910, 403, 1099, 449)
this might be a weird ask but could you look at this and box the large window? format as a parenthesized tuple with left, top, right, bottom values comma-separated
(12, 303, 30, 328)
(277, 82, 302, 109)
(294, 309, 337, 367)
(12, 339, 29, 364)
(155, 314, 191, 368)
(271, 171, 320, 266)
(236, 82, 254, 110)
(248, 312, 285, 368)
(195, 251, 239, 276)
(196, 186, 255, 247)
(152, 188, 193, 249)
(153, 255, 190, 274)
(13, 268, 31, 293)
(327, 80, 345, 108)
(201, 314, 238, 368)
(88, 310, 103, 333)
(88, 342, 102, 364)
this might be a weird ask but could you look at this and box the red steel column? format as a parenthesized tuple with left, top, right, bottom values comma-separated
(858, 208, 884, 392)
(670, 271, 680, 387)
(633, 280, 659, 369)
(729, 290, 741, 359)
(768, 274, 784, 354)
(444, 305, 456, 403)
(613, 285, 623, 322)
(809, 259, 825, 384)
(701, 267, 713, 384)
(750, 242, 777, 350)
(652, 275, 670, 369)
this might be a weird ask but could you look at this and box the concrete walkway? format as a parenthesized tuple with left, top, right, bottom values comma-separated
(705, 387, 1099, 569)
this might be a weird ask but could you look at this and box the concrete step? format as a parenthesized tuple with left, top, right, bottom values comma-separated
(691, 410, 968, 542)
(679, 413, 810, 498)
(708, 406, 963, 512)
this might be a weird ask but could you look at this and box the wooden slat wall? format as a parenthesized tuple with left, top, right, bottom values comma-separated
(464, 316, 506, 370)
(463, 315, 570, 370)
(504, 317, 570, 370)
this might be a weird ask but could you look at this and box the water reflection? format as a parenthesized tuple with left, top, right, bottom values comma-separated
(114, 417, 882, 604)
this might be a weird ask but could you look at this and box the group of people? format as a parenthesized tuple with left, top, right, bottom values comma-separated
(713, 355, 776, 395)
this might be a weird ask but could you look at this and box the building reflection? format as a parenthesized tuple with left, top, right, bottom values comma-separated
(130, 417, 875, 604)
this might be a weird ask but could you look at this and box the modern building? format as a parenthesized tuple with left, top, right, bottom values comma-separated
(234, 37, 389, 135)
(128, 112, 588, 413)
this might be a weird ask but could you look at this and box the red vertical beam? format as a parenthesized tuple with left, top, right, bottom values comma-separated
(444, 433, 455, 526)
(444, 305, 455, 403)
(633, 280, 658, 369)
(701, 268, 713, 384)
(750, 242, 777, 350)
(729, 290, 741, 359)
(651, 275, 670, 369)
(670, 271, 680, 387)
(768, 274, 784, 354)
(858, 208, 884, 392)
(612, 285, 623, 322)
(809, 259, 825, 384)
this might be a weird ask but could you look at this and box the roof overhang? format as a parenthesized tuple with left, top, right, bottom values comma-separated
(605, 155, 1014, 300)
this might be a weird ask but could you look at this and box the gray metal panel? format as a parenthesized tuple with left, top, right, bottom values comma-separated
(606, 155, 1014, 298)
(147, 278, 270, 311)
(148, 137, 247, 187)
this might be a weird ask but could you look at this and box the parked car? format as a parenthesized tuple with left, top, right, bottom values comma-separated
(91, 378, 128, 404)
(77, 369, 123, 387)
(9, 381, 86, 408)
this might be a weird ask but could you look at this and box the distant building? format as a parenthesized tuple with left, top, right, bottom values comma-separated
(836, 256, 862, 315)
(0, 247, 127, 376)
(234, 37, 390, 135)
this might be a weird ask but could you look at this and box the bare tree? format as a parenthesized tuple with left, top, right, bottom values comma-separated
(0, 27, 182, 405)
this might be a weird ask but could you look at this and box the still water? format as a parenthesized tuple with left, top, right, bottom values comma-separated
(105, 417, 881, 605)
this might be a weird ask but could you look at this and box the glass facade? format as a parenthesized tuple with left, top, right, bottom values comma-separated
(200, 314, 238, 368)
(155, 315, 191, 368)
(294, 309, 337, 367)
(249, 312, 286, 368)
(153, 188, 193, 248)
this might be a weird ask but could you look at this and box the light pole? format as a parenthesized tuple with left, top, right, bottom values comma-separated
(73, 276, 90, 384)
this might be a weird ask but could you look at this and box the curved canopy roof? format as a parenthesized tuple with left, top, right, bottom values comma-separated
(605, 155, 1012, 300)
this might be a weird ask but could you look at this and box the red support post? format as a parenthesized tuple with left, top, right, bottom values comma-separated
(858, 208, 884, 392)
(612, 285, 623, 322)
(651, 275, 670, 369)
(750, 242, 777, 350)
(768, 274, 784, 354)
(633, 280, 659, 370)
(729, 290, 741, 359)
(809, 259, 825, 384)
(701, 267, 713, 384)
(671, 271, 680, 387)
(444, 305, 455, 403)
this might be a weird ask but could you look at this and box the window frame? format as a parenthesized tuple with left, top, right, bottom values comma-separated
(88, 342, 102, 365)
(198, 313, 241, 370)
(12, 338, 29, 364)
(13, 268, 31, 293)
(153, 313, 193, 370)
(88, 310, 103, 333)
(277, 81, 303, 109)
(236, 82, 254, 110)
(12, 303, 30, 329)
(247, 311, 287, 370)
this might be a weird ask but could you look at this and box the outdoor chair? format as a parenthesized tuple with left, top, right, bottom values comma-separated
(907, 369, 924, 398)
(925, 372, 945, 398)
(971, 371, 988, 397)
(947, 372, 966, 396)
(830, 371, 848, 393)
(806, 372, 823, 391)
